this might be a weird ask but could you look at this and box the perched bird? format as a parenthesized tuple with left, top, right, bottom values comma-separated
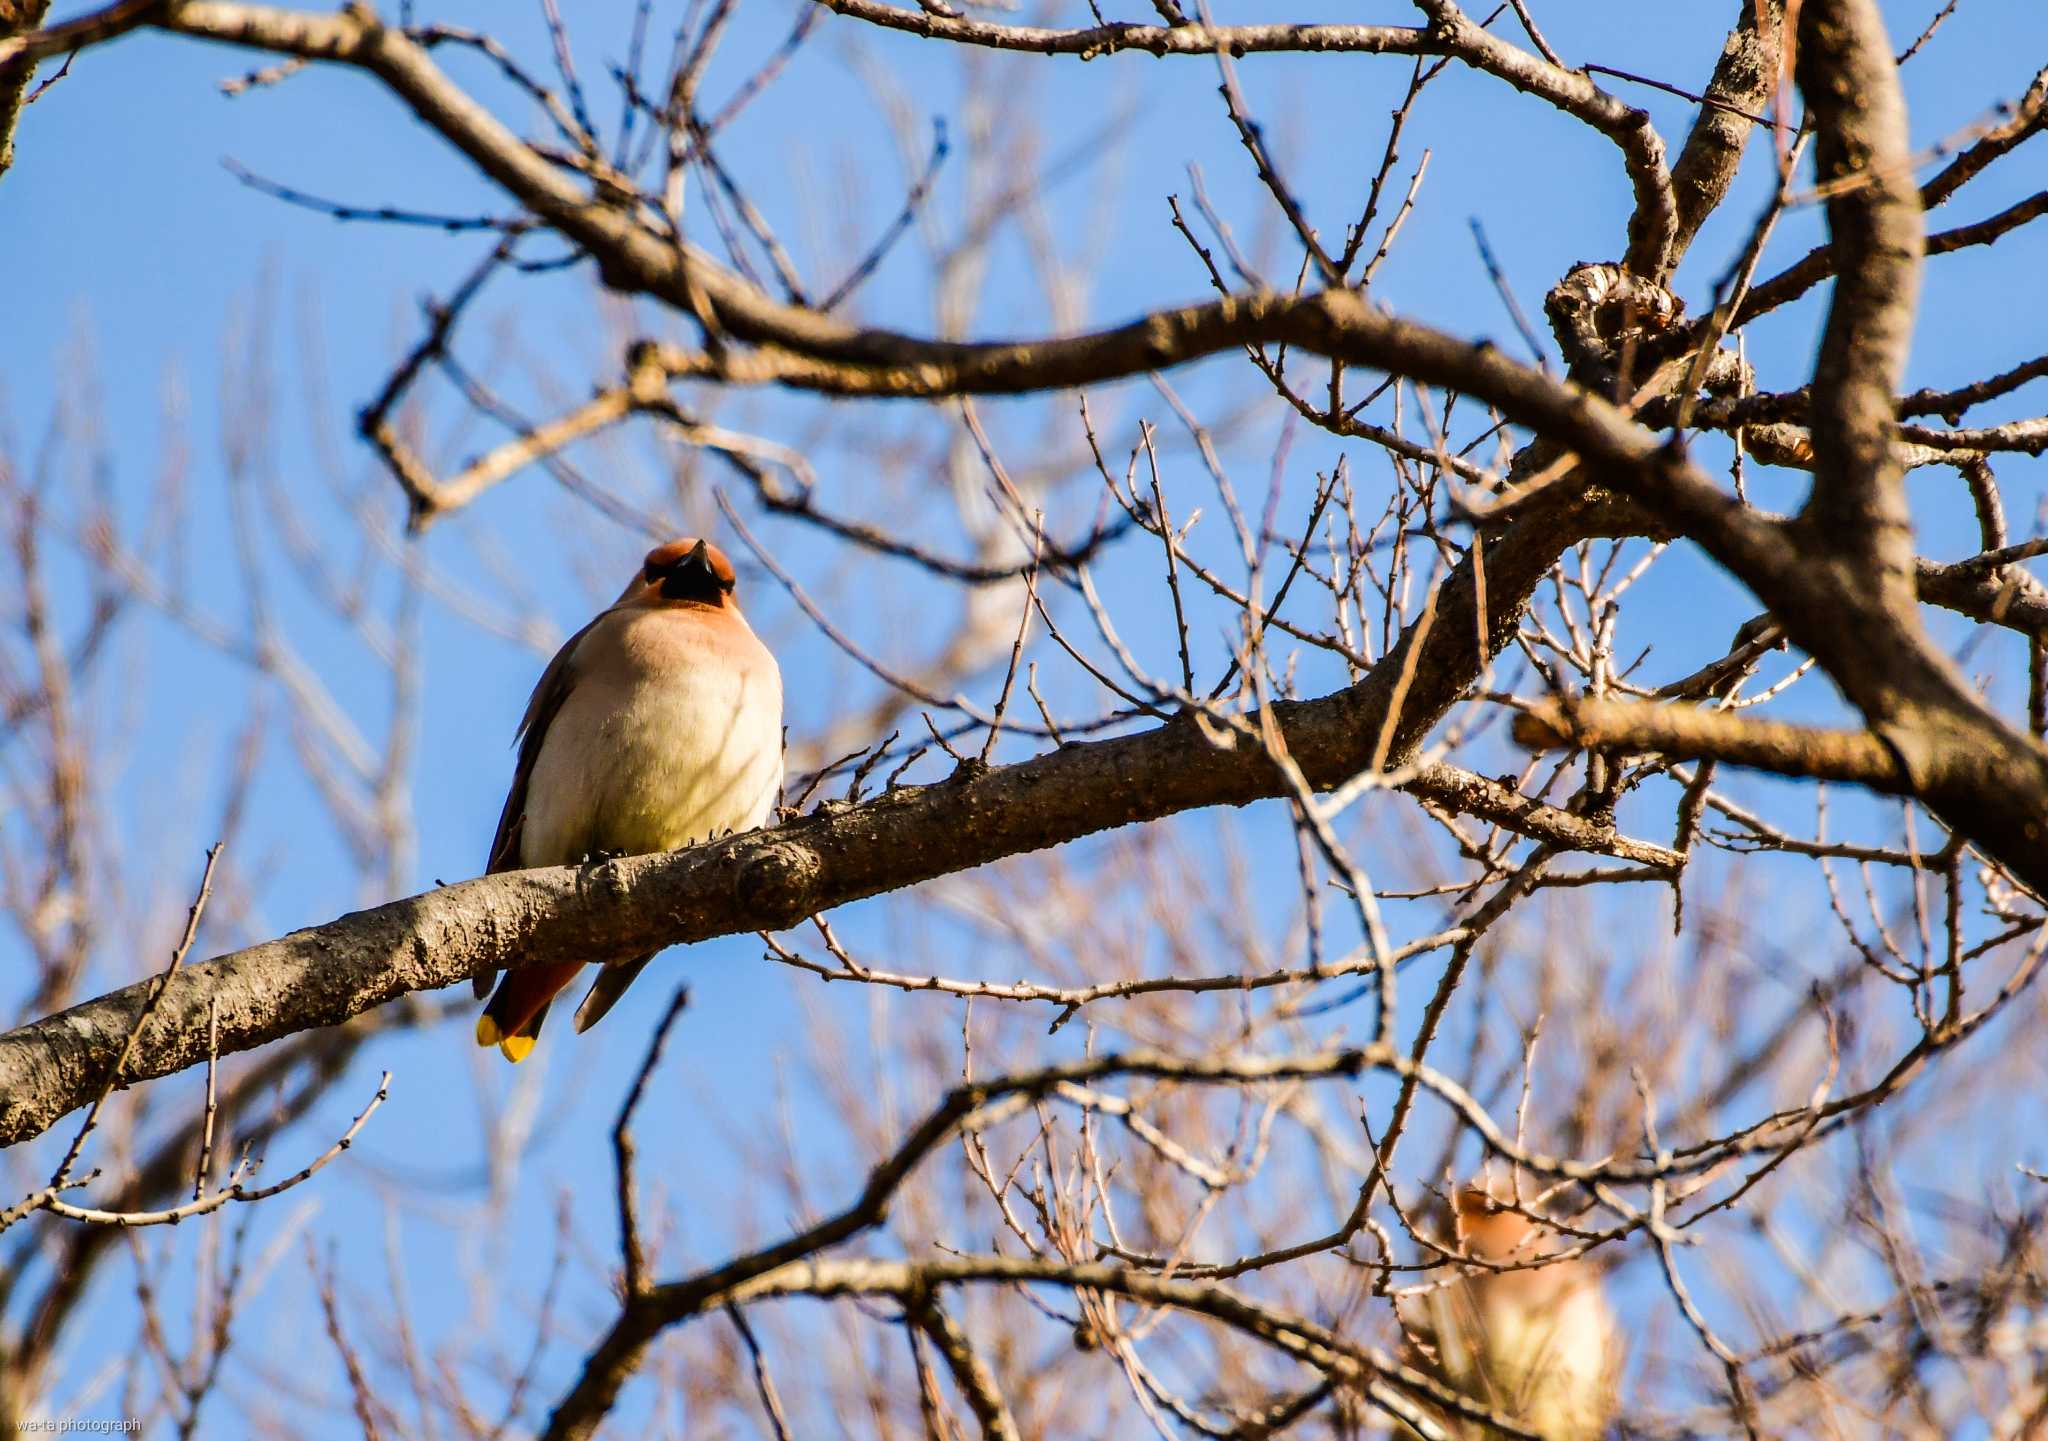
(472, 538, 783, 1062)
(1397, 1184, 1620, 1441)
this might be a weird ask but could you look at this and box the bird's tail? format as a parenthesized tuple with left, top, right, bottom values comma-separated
(475, 961, 583, 1063)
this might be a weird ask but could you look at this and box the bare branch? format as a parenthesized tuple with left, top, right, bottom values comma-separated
(1513, 696, 1906, 790)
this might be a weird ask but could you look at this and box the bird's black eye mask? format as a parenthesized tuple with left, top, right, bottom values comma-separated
(649, 548, 733, 603)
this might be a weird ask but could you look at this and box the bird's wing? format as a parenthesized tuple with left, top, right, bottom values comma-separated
(485, 615, 600, 875)
(473, 614, 600, 999)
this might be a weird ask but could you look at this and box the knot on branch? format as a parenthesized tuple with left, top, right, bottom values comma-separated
(732, 840, 824, 928)
(1544, 262, 1684, 373)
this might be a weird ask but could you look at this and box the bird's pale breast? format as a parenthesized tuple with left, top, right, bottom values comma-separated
(519, 604, 783, 866)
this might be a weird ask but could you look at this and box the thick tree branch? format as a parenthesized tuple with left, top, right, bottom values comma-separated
(1513, 697, 1906, 790)
(1914, 555, 2048, 640)
(1667, 0, 1782, 258)
(1794, 0, 1923, 604)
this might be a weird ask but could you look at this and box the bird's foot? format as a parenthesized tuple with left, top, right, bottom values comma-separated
(576, 848, 633, 898)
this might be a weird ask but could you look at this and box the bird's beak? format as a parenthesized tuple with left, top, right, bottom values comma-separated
(677, 538, 714, 584)
(653, 538, 730, 601)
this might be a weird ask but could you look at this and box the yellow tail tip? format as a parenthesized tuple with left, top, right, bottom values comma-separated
(475, 1014, 503, 1048)
(498, 1033, 536, 1064)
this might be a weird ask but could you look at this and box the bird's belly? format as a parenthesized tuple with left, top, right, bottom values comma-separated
(1470, 1287, 1616, 1439)
(519, 664, 782, 866)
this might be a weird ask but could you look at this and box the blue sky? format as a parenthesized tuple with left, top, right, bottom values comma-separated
(4, 0, 2046, 1434)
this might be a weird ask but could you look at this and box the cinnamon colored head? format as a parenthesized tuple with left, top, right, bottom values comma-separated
(637, 537, 739, 607)
(1452, 1185, 1548, 1264)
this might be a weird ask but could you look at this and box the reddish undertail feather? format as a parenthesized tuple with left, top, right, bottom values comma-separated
(474, 961, 584, 1063)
